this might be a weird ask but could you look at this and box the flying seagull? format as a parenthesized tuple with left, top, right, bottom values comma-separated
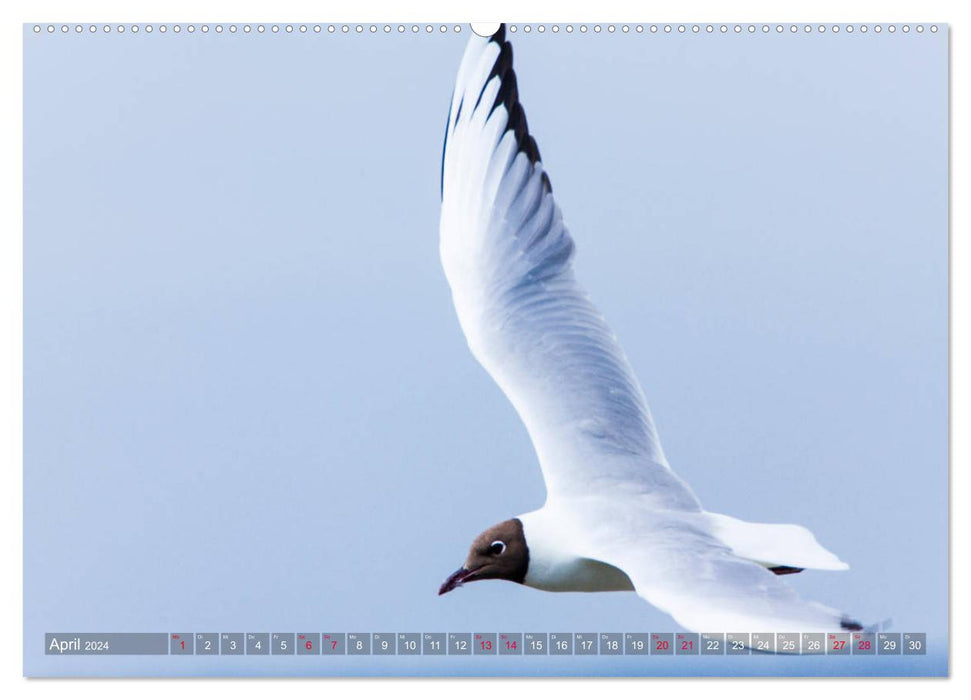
(437, 25, 862, 633)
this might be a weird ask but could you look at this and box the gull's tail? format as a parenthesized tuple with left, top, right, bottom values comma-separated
(706, 511, 850, 573)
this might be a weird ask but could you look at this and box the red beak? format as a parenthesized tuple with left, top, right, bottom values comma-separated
(438, 566, 481, 595)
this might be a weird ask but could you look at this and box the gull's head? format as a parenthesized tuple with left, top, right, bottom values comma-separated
(438, 518, 529, 595)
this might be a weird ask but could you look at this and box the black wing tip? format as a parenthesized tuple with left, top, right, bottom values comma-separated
(484, 24, 551, 189)
(540, 170, 552, 193)
(446, 23, 551, 196)
(768, 565, 804, 576)
(840, 618, 864, 632)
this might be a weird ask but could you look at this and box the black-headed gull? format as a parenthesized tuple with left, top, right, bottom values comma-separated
(437, 25, 861, 633)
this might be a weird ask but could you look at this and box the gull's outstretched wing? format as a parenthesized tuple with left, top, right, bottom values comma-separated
(439, 27, 699, 510)
(552, 500, 862, 633)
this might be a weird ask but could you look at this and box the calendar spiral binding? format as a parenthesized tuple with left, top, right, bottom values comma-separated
(30, 23, 942, 36)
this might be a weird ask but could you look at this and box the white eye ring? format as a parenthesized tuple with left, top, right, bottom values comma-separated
(490, 540, 506, 555)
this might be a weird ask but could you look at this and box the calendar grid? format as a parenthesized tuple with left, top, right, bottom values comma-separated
(44, 632, 926, 656)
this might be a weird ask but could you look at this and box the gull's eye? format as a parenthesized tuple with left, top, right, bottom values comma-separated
(490, 540, 506, 555)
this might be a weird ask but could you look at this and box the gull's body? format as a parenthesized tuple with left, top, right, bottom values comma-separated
(437, 26, 861, 633)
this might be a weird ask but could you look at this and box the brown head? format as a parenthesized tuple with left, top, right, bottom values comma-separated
(438, 518, 529, 595)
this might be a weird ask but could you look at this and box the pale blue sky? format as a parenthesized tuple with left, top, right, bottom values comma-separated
(24, 25, 947, 676)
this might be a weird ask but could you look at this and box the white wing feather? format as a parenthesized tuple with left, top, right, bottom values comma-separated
(440, 31, 698, 510)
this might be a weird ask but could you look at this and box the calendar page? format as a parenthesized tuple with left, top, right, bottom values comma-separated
(23, 21, 948, 677)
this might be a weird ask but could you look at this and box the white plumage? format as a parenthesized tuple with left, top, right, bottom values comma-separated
(440, 28, 859, 633)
